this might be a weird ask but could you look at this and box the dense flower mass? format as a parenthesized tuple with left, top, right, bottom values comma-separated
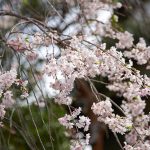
(0, 68, 17, 90)
(0, 68, 28, 125)
(59, 108, 91, 149)
(0, 69, 17, 124)
(42, 1, 150, 147)
(115, 31, 134, 49)
(91, 98, 133, 134)
(0, 105, 5, 120)
(91, 98, 113, 117)
(42, 31, 150, 148)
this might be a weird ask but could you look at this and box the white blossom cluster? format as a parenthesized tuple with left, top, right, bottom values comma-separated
(0, 69, 17, 124)
(0, 68, 28, 125)
(42, 33, 150, 148)
(58, 107, 91, 150)
(124, 37, 150, 69)
(92, 98, 132, 135)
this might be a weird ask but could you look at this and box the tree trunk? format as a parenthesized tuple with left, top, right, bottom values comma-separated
(74, 79, 105, 150)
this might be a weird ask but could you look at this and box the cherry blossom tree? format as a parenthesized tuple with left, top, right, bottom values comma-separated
(0, 0, 150, 150)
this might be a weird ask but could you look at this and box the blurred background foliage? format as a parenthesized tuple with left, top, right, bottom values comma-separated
(1, 102, 69, 150)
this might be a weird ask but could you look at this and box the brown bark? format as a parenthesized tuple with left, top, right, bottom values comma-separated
(74, 79, 105, 150)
